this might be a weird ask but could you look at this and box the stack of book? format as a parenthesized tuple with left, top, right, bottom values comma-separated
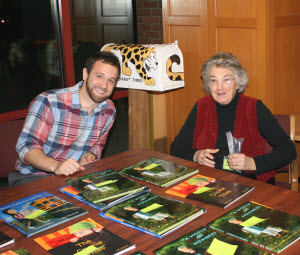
(63, 167, 206, 238)
(100, 192, 206, 238)
(119, 157, 199, 187)
(61, 169, 150, 211)
(0, 232, 14, 249)
(165, 174, 254, 208)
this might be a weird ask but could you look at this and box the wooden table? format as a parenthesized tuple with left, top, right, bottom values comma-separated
(1, 148, 300, 254)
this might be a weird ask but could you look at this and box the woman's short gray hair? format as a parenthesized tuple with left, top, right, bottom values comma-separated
(201, 52, 248, 94)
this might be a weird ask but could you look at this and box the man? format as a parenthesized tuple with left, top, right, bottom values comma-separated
(3, 208, 49, 229)
(228, 218, 286, 237)
(9, 51, 121, 188)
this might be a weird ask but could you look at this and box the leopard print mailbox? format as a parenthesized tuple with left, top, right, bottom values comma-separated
(101, 41, 184, 91)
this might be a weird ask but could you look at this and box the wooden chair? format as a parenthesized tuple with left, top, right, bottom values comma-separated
(271, 115, 298, 192)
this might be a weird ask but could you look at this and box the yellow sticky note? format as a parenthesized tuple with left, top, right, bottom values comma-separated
(223, 158, 234, 170)
(26, 210, 47, 219)
(143, 163, 160, 170)
(94, 179, 118, 187)
(141, 203, 163, 213)
(207, 238, 238, 255)
(240, 216, 267, 228)
(193, 187, 213, 194)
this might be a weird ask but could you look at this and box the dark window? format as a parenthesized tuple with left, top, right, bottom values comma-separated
(0, 0, 63, 113)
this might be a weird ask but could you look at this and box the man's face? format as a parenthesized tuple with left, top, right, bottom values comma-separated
(178, 246, 195, 253)
(73, 228, 94, 238)
(7, 209, 17, 215)
(195, 181, 210, 187)
(230, 219, 243, 225)
(83, 60, 119, 104)
(125, 206, 138, 211)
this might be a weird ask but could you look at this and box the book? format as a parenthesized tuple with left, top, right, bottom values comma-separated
(59, 185, 150, 211)
(1, 251, 17, 255)
(34, 218, 135, 255)
(119, 157, 199, 187)
(0, 231, 14, 248)
(66, 169, 146, 203)
(1, 248, 32, 255)
(153, 226, 272, 255)
(207, 201, 300, 253)
(128, 252, 147, 255)
(0, 191, 88, 237)
(100, 192, 206, 238)
(10, 248, 31, 255)
(166, 174, 254, 208)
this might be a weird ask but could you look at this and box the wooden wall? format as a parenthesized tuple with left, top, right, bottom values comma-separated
(162, 0, 300, 150)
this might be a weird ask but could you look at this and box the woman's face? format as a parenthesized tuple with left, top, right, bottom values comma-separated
(209, 66, 238, 105)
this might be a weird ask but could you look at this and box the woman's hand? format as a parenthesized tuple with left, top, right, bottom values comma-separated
(193, 149, 219, 168)
(227, 153, 256, 171)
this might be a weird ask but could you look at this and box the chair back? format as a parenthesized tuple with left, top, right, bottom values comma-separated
(270, 115, 298, 191)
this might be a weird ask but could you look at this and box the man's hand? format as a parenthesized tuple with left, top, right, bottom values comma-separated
(79, 152, 96, 165)
(193, 148, 219, 168)
(227, 153, 256, 171)
(54, 158, 85, 176)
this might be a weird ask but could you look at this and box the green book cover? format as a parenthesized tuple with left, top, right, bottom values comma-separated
(119, 158, 198, 187)
(65, 169, 145, 203)
(166, 174, 254, 208)
(154, 226, 272, 255)
(100, 192, 205, 238)
(207, 201, 300, 253)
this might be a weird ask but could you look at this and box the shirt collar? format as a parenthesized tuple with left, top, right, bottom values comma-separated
(72, 81, 110, 113)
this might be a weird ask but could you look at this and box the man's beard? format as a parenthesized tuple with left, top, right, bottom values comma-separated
(85, 79, 112, 104)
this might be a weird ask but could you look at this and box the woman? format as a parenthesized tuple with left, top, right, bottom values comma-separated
(170, 52, 296, 184)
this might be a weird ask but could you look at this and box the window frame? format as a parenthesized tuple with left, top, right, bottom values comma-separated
(0, 0, 128, 122)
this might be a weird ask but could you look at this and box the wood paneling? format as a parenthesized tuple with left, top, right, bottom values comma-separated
(216, 28, 260, 98)
(69, 0, 134, 46)
(216, 0, 256, 17)
(163, 0, 300, 152)
(163, 0, 208, 147)
(169, 0, 201, 16)
(274, 26, 300, 114)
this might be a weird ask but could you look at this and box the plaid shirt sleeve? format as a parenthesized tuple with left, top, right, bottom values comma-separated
(16, 94, 54, 164)
(89, 104, 116, 159)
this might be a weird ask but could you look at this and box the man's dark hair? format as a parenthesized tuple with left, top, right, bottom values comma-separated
(85, 51, 121, 80)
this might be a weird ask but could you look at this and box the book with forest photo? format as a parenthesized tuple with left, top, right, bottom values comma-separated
(166, 174, 254, 208)
(0, 192, 87, 237)
(154, 226, 272, 255)
(59, 185, 150, 211)
(65, 169, 147, 204)
(34, 218, 135, 255)
(1, 248, 32, 255)
(119, 157, 198, 187)
(207, 201, 300, 253)
(99, 192, 206, 238)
